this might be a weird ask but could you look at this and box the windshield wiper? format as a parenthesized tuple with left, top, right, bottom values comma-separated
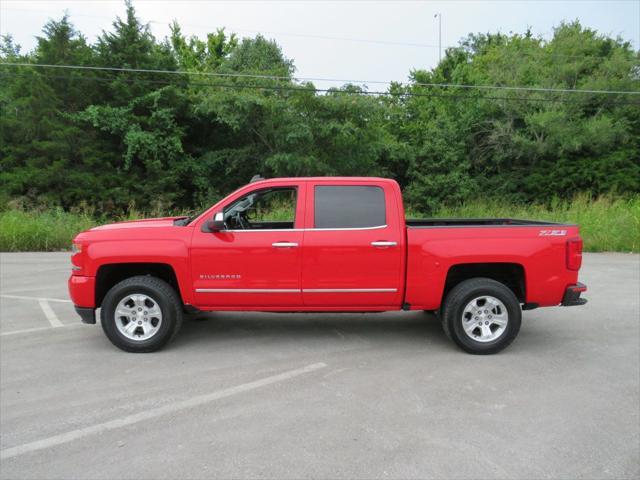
(173, 216, 191, 226)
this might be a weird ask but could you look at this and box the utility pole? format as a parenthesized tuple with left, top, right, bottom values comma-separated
(434, 13, 442, 63)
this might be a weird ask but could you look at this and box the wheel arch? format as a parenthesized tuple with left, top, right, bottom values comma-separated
(443, 262, 526, 305)
(95, 263, 183, 308)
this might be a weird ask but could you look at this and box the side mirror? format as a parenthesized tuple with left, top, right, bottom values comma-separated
(207, 212, 226, 232)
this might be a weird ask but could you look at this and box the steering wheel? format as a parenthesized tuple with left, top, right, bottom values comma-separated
(226, 193, 258, 230)
(234, 211, 251, 230)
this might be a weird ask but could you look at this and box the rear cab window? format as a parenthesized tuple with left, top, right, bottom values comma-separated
(314, 185, 386, 229)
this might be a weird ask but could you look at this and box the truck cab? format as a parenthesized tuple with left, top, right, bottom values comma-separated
(191, 177, 405, 310)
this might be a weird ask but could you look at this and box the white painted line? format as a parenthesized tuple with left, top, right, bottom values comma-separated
(0, 324, 83, 337)
(3, 286, 71, 294)
(38, 299, 64, 328)
(1, 294, 71, 303)
(0, 362, 327, 460)
(1, 326, 55, 337)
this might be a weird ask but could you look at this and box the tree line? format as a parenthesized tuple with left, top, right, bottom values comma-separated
(1, 1, 638, 215)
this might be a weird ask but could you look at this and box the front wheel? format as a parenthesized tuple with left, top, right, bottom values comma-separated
(100, 276, 183, 353)
(441, 278, 521, 354)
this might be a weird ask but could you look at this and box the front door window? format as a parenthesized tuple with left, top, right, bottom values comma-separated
(224, 188, 297, 230)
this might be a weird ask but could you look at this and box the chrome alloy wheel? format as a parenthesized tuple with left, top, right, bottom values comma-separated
(461, 295, 509, 343)
(114, 293, 163, 341)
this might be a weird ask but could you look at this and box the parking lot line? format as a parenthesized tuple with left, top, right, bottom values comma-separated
(1, 294, 71, 303)
(0, 325, 83, 337)
(37, 299, 64, 328)
(0, 362, 327, 461)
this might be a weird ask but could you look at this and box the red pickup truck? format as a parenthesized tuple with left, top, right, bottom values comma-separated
(69, 176, 586, 354)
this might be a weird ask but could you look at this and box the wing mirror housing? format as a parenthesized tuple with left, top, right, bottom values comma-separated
(206, 212, 226, 232)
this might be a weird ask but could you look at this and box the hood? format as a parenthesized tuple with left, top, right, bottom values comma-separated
(90, 217, 185, 231)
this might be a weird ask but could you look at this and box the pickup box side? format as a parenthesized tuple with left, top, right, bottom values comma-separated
(405, 224, 580, 310)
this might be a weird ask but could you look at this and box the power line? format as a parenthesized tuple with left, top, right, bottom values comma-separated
(1, 62, 638, 95)
(2, 70, 639, 106)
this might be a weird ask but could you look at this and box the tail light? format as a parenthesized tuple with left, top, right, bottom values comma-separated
(566, 237, 583, 271)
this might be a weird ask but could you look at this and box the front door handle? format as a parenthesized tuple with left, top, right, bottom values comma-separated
(272, 242, 299, 248)
(371, 241, 397, 247)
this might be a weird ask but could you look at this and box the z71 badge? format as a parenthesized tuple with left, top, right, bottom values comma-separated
(539, 229, 567, 236)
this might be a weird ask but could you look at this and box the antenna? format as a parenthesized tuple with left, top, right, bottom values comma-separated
(434, 13, 442, 63)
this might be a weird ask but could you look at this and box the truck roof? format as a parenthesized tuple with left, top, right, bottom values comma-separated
(249, 176, 397, 185)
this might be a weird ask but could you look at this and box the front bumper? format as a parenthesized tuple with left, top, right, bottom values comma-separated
(75, 306, 96, 324)
(68, 274, 95, 307)
(561, 282, 588, 306)
(69, 274, 97, 323)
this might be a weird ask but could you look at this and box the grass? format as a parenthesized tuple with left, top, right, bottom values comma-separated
(415, 194, 640, 253)
(1, 195, 638, 252)
(0, 208, 97, 252)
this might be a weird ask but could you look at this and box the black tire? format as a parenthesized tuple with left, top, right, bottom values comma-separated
(100, 276, 183, 353)
(441, 278, 521, 355)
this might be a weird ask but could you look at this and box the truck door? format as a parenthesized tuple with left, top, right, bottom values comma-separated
(191, 182, 305, 308)
(301, 182, 404, 307)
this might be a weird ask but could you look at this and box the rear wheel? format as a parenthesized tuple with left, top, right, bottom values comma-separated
(442, 278, 521, 354)
(100, 276, 183, 353)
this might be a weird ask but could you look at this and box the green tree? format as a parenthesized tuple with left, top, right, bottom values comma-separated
(402, 21, 639, 211)
(1, 7, 638, 217)
(169, 23, 237, 72)
(0, 16, 108, 210)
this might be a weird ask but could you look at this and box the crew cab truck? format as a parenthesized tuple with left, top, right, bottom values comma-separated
(69, 177, 587, 354)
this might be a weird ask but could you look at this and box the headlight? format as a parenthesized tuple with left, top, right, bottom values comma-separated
(71, 242, 83, 271)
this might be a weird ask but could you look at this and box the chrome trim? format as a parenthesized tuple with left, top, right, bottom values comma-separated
(224, 229, 303, 232)
(195, 287, 398, 293)
(272, 242, 299, 248)
(303, 288, 397, 293)
(196, 288, 300, 293)
(371, 241, 397, 247)
(311, 224, 388, 232)
(222, 224, 388, 233)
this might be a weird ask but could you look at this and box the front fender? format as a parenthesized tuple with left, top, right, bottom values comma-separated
(84, 240, 193, 305)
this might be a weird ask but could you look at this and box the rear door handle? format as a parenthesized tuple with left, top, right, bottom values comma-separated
(371, 241, 397, 247)
(272, 242, 299, 248)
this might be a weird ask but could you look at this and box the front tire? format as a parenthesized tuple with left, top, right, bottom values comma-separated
(100, 276, 183, 353)
(442, 278, 521, 354)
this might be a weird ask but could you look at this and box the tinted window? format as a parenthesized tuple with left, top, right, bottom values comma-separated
(314, 186, 386, 228)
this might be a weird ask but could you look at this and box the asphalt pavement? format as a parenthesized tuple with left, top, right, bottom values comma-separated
(0, 252, 638, 479)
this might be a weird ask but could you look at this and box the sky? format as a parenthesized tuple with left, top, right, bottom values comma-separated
(1, 0, 639, 89)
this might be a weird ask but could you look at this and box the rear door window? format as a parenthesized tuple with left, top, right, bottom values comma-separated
(314, 186, 386, 228)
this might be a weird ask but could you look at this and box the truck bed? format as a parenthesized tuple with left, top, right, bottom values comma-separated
(406, 218, 568, 228)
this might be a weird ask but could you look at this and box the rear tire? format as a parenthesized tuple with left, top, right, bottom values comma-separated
(100, 276, 183, 353)
(442, 278, 521, 354)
